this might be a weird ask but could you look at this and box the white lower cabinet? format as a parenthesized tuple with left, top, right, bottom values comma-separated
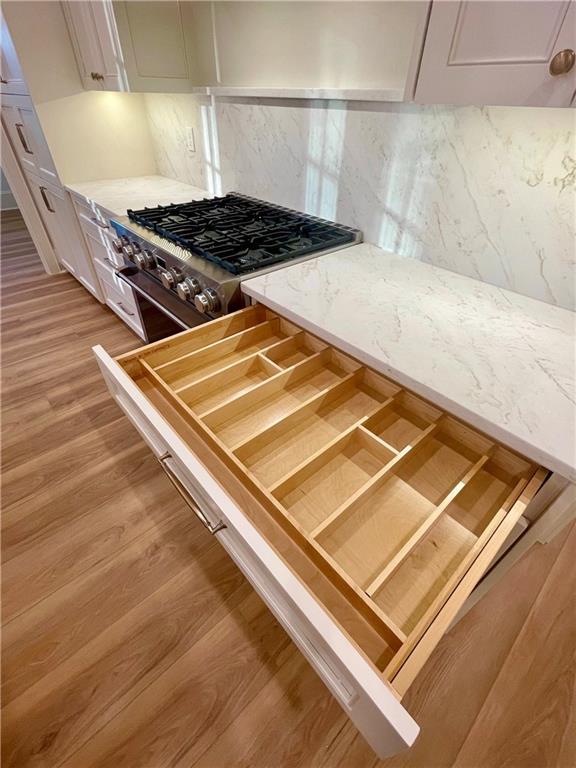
(94, 306, 549, 758)
(25, 173, 103, 301)
(1, 95, 58, 184)
(72, 199, 145, 338)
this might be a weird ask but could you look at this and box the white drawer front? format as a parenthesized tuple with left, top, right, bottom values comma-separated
(71, 194, 109, 228)
(93, 344, 420, 759)
(217, 525, 357, 709)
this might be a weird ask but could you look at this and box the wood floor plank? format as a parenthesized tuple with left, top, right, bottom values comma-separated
(2, 547, 250, 768)
(58, 592, 293, 768)
(2, 511, 201, 704)
(1, 416, 142, 509)
(188, 650, 344, 768)
(453, 523, 576, 768)
(1, 443, 148, 562)
(376, 522, 575, 768)
(1, 464, 184, 621)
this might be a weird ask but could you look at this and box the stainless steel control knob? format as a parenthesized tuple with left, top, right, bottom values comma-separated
(134, 249, 156, 270)
(176, 277, 201, 301)
(112, 237, 124, 253)
(160, 269, 176, 289)
(194, 288, 220, 313)
(122, 244, 134, 258)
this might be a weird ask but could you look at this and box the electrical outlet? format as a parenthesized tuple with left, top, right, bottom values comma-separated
(186, 126, 196, 153)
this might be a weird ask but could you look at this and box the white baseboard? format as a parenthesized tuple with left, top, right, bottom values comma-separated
(1, 189, 18, 210)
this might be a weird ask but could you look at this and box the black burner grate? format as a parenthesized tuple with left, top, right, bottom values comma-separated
(127, 194, 357, 275)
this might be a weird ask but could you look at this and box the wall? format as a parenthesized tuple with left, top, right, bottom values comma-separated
(1, 169, 17, 210)
(36, 92, 157, 183)
(144, 94, 576, 311)
(2, 0, 157, 184)
(144, 94, 207, 191)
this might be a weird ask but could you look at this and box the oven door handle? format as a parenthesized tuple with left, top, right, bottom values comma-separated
(115, 268, 190, 330)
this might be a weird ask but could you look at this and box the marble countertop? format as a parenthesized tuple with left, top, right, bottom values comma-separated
(66, 175, 209, 218)
(242, 243, 576, 481)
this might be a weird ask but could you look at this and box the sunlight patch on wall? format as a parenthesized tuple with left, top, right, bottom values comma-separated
(200, 100, 222, 196)
(305, 102, 346, 219)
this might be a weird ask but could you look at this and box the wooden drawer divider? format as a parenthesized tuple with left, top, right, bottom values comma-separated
(200, 348, 334, 424)
(387, 466, 548, 695)
(139, 304, 268, 369)
(156, 318, 285, 387)
(310, 421, 441, 540)
(117, 306, 548, 682)
(365, 451, 492, 596)
(174, 335, 293, 401)
(268, 414, 397, 496)
(230, 370, 364, 454)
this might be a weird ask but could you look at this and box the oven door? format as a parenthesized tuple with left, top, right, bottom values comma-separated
(116, 267, 209, 342)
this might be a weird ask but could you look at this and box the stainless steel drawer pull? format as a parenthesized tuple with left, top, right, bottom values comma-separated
(117, 301, 135, 317)
(157, 452, 226, 534)
(91, 217, 109, 229)
(39, 186, 55, 213)
(15, 122, 32, 154)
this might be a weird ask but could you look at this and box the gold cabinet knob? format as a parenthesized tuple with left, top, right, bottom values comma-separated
(549, 49, 576, 76)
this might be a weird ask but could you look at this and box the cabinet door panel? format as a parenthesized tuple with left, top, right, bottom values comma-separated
(1, 97, 57, 184)
(26, 177, 78, 276)
(416, 0, 576, 106)
(214, 1, 421, 90)
(123, 1, 187, 78)
(62, 1, 124, 91)
(0, 13, 27, 95)
(26, 175, 103, 301)
(113, 0, 209, 91)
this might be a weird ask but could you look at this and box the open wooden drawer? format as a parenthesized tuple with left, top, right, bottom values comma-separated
(94, 304, 548, 757)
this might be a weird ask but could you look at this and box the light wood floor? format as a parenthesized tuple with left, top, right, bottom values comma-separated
(2, 210, 575, 768)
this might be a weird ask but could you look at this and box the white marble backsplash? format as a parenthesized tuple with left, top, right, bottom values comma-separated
(143, 94, 576, 310)
(144, 94, 207, 192)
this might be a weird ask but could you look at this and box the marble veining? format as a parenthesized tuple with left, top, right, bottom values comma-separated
(243, 243, 576, 480)
(66, 175, 209, 218)
(142, 95, 575, 310)
(143, 95, 208, 193)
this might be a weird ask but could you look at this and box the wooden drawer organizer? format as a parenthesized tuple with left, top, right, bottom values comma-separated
(117, 305, 547, 685)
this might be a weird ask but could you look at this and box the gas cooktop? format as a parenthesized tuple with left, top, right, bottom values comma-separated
(111, 193, 361, 319)
(127, 193, 358, 276)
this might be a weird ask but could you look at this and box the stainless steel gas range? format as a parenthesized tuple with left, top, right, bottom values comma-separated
(110, 193, 361, 340)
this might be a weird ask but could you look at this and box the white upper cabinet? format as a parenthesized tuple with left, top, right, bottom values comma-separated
(213, 1, 424, 98)
(62, 0, 127, 91)
(60, 0, 576, 106)
(62, 0, 217, 92)
(0, 12, 27, 95)
(415, 0, 576, 106)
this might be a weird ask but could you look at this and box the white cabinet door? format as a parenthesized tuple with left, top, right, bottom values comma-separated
(62, 0, 126, 91)
(1, 95, 58, 184)
(0, 12, 28, 95)
(416, 0, 576, 106)
(63, 0, 214, 93)
(26, 174, 103, 301)
(113, 1, 191, 92)
(26, 175, 78, 275)
(214, 1, 422, 91)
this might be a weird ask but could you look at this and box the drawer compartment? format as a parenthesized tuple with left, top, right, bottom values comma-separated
(102, 304, 548, 748)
